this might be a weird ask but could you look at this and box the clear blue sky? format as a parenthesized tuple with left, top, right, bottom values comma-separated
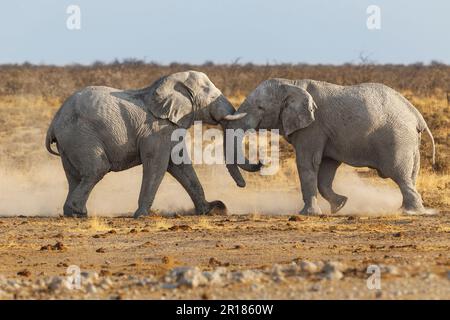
(0, 0, 449, 65)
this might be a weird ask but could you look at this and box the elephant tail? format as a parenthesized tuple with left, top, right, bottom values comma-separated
(45, 123, 60, 156)
(419, 120, 435, 167)
(424, 124, 436, 167)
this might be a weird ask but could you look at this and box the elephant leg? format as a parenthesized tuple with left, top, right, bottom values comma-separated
(393, 175, 424, 214)
(389, 153, 424, 214)
(318, 158, 347, 213)
(61, 157, 81, 216)
(379, 146, 424, 214)
(167, 160, 227, 215)
(66, 175, 104, 217)
(134, 142, 171, 218)
(295, 149, 323, 216)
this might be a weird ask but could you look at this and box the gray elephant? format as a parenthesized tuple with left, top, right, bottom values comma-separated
(46, 71, 246, 218)
(225, 78, 436, 215)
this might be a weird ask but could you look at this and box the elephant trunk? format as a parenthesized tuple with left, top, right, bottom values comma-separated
(221, 126, 246, 188)
(222, 120, 262, 188)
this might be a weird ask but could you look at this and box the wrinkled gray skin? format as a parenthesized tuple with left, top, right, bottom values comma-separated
(226, 79, 436, 215)
(46, 71, 246, 218)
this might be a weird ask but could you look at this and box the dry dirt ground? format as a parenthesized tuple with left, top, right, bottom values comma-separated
(0, 213, 448, 300)
(0, 66, 449, 300)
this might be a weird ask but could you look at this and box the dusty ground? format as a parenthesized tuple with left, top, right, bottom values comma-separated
(0, 213, 448, 300)
(0, 65, 449, 300)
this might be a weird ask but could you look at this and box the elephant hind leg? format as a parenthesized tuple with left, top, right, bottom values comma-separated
(66, 175, 104, 217)
(60, 149, 109, 217)
(318, 158, 347, 213)
(61, 156, 82, 216)
(389, 155, 424, 214)
(393, 176, 424, 214)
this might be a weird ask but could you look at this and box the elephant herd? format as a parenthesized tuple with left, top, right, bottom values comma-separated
(46, 71, 435, 218)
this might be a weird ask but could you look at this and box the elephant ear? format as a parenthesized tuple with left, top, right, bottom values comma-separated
(280, 85, 317, 136)
(146, 75, 195, 128)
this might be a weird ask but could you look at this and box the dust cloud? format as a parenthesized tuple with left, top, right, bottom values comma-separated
(0, 159, 402, 217)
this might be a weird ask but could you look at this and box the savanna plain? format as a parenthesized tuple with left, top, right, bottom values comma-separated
(0, 63, 448, 299)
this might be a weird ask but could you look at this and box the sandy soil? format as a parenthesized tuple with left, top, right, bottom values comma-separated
(0, 213, 448, 300)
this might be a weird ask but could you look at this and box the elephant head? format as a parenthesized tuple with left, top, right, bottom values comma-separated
(225, 79, 317, 176)
(141, 70, 249, 187)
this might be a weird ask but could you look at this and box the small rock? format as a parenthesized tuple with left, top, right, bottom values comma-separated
(99, 269, 111, 277)
(271, 264, 286, 282)
(86, 283, 97, 294)
(81, 271, 99, 284)
(203, 267, 228, 285)
(322, 261, 346, 273)
(48, 276, 72, 292)
(53, 242, 66, 251)
(162, 256, 175, 266)
(323, 269, 344, 280)
(7, 279, 21, 290)
(321, 261, 345, 280)
(17, 269, 31, 277)
(99, 278, 113, 290)
(208, 257, 229, 267)
(379, 264, 400, 276)
(56, 262, 68, 268)
(233, 270, 263, 283)
(96, 248, 106, 253)
(40, 242, 67, 251)
(299, 260, 319, 274)
(167, 267, 208, 288)
(168, 225, 192, 231)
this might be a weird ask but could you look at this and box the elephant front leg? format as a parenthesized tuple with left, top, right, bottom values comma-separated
(167, 160, 227, 215)
(296, 150, 323, 216)
(134, 145, 171, 218)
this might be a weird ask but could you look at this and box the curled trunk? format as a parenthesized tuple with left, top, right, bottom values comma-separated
(222, 123, 262, 188)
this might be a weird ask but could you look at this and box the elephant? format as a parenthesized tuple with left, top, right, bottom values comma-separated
(46, 71, 247, 218)
(225, 78, 436, 215)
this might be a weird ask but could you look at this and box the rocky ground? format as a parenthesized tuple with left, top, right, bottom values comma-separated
(0, 213, 449, 299)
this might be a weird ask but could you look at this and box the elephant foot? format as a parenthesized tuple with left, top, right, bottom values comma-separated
(133, 208, 150, 219)
(402, 206, 438, 216)
(330, 195, 348, 214)
(63, 205, 87, 218)
(299, 205, 322, 216)
(205, 200, 228, 216)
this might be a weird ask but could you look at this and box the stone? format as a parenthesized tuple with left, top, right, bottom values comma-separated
(86, 283, 97, 294)
(81, 271, 99, 282)
(271, 264, 286, 282)
(322, 261, 346, 273)
(203, 267, 228, 285)
(379, 264, 400, 276)
(48, 276, 72, 292)
(321, 261, 345, 280)
(233, 270, 263, 283)
(168, 267, 209, 288)
(99, 277, 113, 290)
(322, 269, 344, 280)
(299, 260, 319, 273)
